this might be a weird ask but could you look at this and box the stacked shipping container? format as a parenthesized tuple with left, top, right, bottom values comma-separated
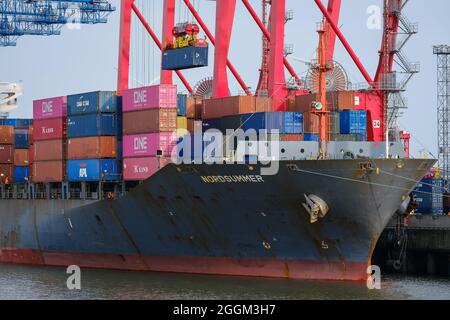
(32, 96, 67, 182)
(177, 94, 203, 136)
(66, 91, 120, 182)
(294, 91, 368, 141)
(413, 178, 446, 215)
(122, 85, 178, 181)
(0, 126, 14, 183)
(13, 127, 30, 183)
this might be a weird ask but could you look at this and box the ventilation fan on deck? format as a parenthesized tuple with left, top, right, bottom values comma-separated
(192, 77, 213, 99)
(304, 60, 349, 93)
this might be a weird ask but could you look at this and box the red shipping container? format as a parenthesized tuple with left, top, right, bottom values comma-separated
(33, 161, 65, 183)
(34, 139, 65, 161)
(0, 145, 14, 164)
(0, 126, 14, 144)
(68, 136, 117, 159)
(33, 118, 66, 141)
(0, 164, 13, 183)
(123, 157, 170, 181)
(123, 109, 177, 135)
(14, 149, 29, 166)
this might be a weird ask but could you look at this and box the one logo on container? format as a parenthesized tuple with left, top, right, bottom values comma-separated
(42, 101, 53, 114)
(133, 137, 148, 153)
(133, 90, 147, 105)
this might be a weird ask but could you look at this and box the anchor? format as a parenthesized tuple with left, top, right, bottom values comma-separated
(302, 194, 330, 224)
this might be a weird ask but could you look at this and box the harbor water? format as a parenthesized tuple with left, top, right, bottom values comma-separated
(0, 263, 448, 300)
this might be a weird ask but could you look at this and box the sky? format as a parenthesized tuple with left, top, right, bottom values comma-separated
(1, 0, 449, 157)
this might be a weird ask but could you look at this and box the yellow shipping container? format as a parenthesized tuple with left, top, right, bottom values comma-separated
(177, 116, 188, 138)
(177, 116, 188, 129)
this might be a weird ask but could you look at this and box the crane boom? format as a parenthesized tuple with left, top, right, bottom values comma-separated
(0, 82, 22, 117)
(0, 0, 115, 47)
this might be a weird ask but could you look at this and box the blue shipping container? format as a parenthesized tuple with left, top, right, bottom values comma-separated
(340, 110, 367, 134)
(67, 159, 120, 182)
(243, 112, 303, 134)
(177, 94, 187, 116)
(413, 178, 445, 215)
(304, 133, 320, 142)
(14, 129, 29, 148)
(287, 112, 303, 134)
(13, 166, 29, 183)
(67, 114, 116, 138)
(162, 46, 209, 70)
(202, 119, 223, 132)
(0, 119, 33, 128)
(220, 112, 303, 134)
(67, 91, 117, 116)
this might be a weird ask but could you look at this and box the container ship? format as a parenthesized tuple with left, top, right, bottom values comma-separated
(0, 0, 436, 281)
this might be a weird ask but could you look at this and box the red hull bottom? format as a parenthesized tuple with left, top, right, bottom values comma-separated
(0, 248, 368, 281)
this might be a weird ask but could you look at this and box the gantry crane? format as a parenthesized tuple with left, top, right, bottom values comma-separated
(0, 0, 115, 46)
(0, 81, 22, 118)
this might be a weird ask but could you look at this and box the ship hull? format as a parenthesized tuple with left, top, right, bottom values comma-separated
(0, 159, 434, 281)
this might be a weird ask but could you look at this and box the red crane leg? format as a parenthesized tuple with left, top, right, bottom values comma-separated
(315, 0, 376, 89)
(213, 0, 236, 98)
(160, 0, 176, 85)
(374, 0, 402, 84)
(131, 2, 193, 94)
(241, 0, 301, 84)
(325, 0, 342, 62)
(117, 0, 134, 96)
(268, 0, 288, 111)
(182, 0, 251, 96)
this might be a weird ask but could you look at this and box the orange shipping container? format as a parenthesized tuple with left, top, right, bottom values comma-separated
(68, 136, 117, 159)
(294, 94, 316, 113)
(123, 109, 177, 135)
(29, 144, 34, 164)
(255, 97, 273, 112)
(186, 97, 203, 119)
(33, 161, 65, 183)
(302, 112, 320, 134)
(0, 164, 13, 183)
(326, 91, 356, 110)
(14, 149, 29, 166)
(295, 91, 359, 112)
(34, 139, 65, 161)
(0, 145, 13, 164)
(202, 96, 256, 119)
(0, 126, 14, 144)
(281, 134, 304, 141)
